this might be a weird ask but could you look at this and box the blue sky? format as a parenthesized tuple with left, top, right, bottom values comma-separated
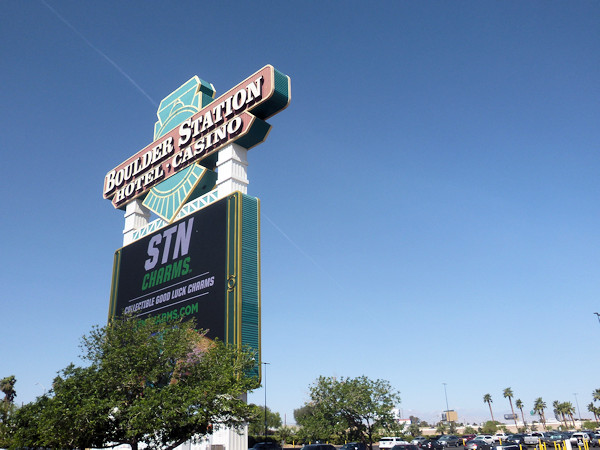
(1, 0, 599, 426)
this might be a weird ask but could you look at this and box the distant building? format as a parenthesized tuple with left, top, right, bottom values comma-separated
(442, 410, 458, 422)
(392, 408, 411, 429)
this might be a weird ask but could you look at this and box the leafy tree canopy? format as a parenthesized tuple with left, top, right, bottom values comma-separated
(248, 404, 282, 437)
(296, 375, 401, 450)
(5, 317, 259, 450)
(481, 421, 498, 434)
(407, 422, 421, 437)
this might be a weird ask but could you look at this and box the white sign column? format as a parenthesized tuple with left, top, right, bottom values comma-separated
(216, 143, 249, 198)
(123, 199, 150, 246)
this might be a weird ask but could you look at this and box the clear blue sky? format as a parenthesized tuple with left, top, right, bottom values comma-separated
(1, 0, 599, 426)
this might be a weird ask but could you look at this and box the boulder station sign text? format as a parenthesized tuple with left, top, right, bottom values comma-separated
(103, 65, 290, 209)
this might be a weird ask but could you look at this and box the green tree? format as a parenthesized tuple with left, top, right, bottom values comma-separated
(563, 402, 576, 428)
(448, 421, 457, 434)
(6, 317, 259, 450)
(0, 376, 17, 448)
(587, 402, 598, 423)
(276, 425, 295, 445)
(463, 426, 477, 434)
(592, 389, 600, 424)
(503, 388, 518, 430)
(553, 401, 568, 429)
(296, 375, 401, 450)
(248, 404, 282, 437)
(582, 421, 597, 430)
(0, 376, 16, 404)
(436, 421, 447, 435)
(407, 422, 421, 437)
(481, 421, 498, 434)
(5, 395, 49, 447)
(483, 394, 495, 422)
(533, 397, 547, 430)
(294, 404, 329, 443)
(515, 399, 527, 431)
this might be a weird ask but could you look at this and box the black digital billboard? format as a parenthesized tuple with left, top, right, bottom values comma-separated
(108, 192, 260, 352)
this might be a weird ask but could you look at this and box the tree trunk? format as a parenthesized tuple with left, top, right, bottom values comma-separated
(488, 403, 495, 422)
(509, 399, 517, 430)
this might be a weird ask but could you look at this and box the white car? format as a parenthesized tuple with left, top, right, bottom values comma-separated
(524, 433, 546, 445)
(493, 433, 509, 443)
(379, 437, 410, 449)
(570, 433, 591, 446)
(474, 435, 494, 445)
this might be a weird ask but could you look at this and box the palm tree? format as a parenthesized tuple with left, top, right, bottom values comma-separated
(533, 397, 547, 430)
(504, 388, 518, 429)
(516, 399, 527, 431)
(0, 375, 16, 404)
(593, 389, 600, 403)
(553, 401, 568, 429)
(564, 402, 576, 428)
(484, 393, 495, 422)
(588, 402, 598, 423)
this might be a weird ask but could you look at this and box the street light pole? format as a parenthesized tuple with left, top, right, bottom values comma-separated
(595, 312, 600, 325)
(443, 383, 449, 418)
(574, 393, 582, 421)
(263, 362, 270, 439)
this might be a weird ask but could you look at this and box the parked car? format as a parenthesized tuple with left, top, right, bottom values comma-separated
(506, 434, 526, 445)
(494, 445, 522, 450)
(541, 432, 563, 445)
(581, 432, 599, 447)
(380, 438, 411, 449)
(340, 443, 367, 450)
(473, 436, 494, 445)
(467, 443, 519, 450)
(570, 433, 592, 446)
(524, 433, 547, 445)
(391, 445, 419, 450)
(252, 443, 282, 450)
(417, 439, 436, 449)
(412, 438, 429, 446)
(459, 435, 476, 444)
(301, 444, 336, 450)
(465, 438, 493, 450)
(433, 436, 461, 449)
(493, 433, 510, 443)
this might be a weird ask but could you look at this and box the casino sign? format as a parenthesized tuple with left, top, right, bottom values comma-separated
(105, 66, 291, 374)
(103, 65, 290, 219)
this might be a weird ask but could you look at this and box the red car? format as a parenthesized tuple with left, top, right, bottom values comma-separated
(460, 436, 476, 446)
